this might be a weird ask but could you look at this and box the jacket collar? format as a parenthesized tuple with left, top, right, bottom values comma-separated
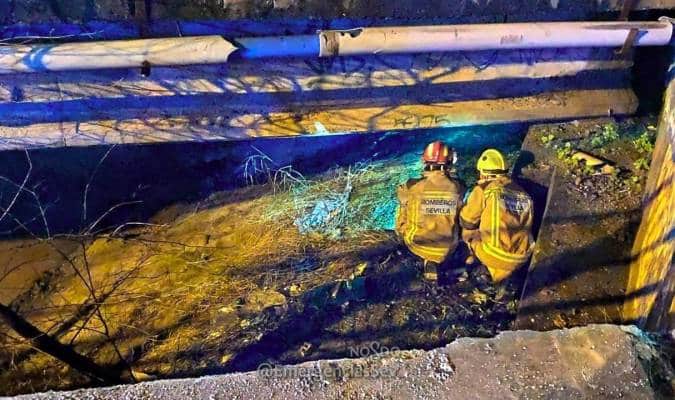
(478, 175, 510, 185)
(423, 169, 448, 178)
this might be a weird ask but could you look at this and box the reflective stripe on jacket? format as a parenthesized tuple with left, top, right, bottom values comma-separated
(395, 170, 465, 263)
(459, 176, 534, 273)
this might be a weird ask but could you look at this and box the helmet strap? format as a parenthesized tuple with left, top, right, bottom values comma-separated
(425, 163, 447, 171)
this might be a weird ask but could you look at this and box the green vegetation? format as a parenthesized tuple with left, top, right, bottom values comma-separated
(555, 142, 575, 163)
(549, 121, 659, 184)
(540, 132, 556, 147)
(590, 122, 619, 148)
(632, 130, 655, 155)
(549, 122, 621, 170)
(581, 163, 595, 176)
(633, 157, 650, 172)
(630, 129, 656, 173)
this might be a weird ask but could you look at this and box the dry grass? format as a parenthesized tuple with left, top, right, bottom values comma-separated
(0, 239, 77, 304)
(261, 159, 421, 235)
(0, 140, 531, 394)
(0, 163, 401, 394)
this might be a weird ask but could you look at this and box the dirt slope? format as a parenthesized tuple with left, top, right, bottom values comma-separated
(0, 156, 519, 395)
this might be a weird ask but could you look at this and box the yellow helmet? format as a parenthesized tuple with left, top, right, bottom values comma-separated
(476, 149, 507, 174)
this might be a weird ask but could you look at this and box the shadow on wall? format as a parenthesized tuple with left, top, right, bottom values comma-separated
(0, 70, 626, 127)
(0, 123, 525, 236)
(0, 47, 628, 134)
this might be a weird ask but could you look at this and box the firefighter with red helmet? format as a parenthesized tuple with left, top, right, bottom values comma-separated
(395, 141, 465, 282)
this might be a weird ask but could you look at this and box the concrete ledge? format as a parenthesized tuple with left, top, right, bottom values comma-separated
(8, 325, 662, 399)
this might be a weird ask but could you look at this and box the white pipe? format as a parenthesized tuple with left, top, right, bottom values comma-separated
(319, 20, 674, 56)
(0, 20, 672, 74)
(0, 36, 237, 74)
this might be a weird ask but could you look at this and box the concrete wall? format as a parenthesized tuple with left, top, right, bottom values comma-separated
(623, 49, 675, 333)
(0, 39, 637, 149)
(1, 0, 673, 24)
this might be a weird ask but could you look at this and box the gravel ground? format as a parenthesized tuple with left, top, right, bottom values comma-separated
(7, 324, 669, 400)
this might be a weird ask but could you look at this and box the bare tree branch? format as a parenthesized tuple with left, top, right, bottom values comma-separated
(0, 150, 32, 225)
(109, 222, 166, 237)
(85, 200, 143, 235)
(0, 143, 171, 389)
(83, 145, 117, 224)
(0, 160, 51, 238)
(0, 302, 123, 384)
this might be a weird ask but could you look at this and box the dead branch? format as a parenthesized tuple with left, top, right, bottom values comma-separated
(85, 200, 143, 235)
(0, 260, 33, 286)
(82, 145, 117, 224)
(0, 147, 161, 388)
(0, 150, 31, 225)
(0, 302, 123, 384)
(0, 158, 51, 238)
(109, 222, 167, 237)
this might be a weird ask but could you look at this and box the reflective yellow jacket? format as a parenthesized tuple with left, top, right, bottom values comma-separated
(459, 176, 534, 280)
(395, 170, 465, 263)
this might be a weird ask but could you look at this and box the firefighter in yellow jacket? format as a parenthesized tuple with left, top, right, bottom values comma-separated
(396, 141, 465, 282)
(459, 149, 534, 283)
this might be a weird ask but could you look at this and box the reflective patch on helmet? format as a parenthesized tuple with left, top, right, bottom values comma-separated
(420, 198, 457, 215)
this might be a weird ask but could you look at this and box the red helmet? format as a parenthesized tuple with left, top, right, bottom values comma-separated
(422, 141, 454, 165)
